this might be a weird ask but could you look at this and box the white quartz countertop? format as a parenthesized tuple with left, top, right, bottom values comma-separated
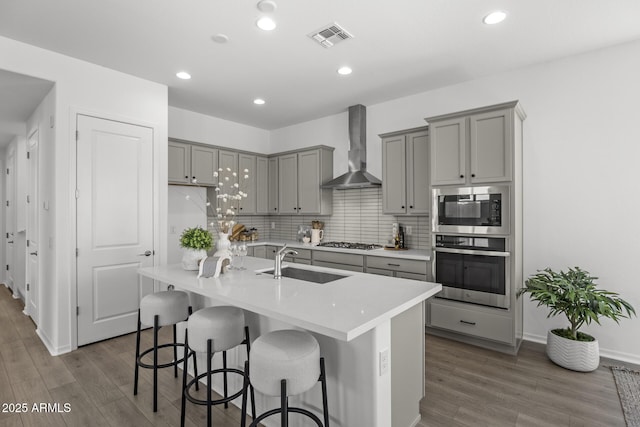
(138, 257, 441, 342)
(246, 240, 431, 261)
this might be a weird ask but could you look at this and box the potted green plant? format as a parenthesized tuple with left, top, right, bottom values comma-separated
(179, 226, 213, 270)
(518, 267, 635, 372)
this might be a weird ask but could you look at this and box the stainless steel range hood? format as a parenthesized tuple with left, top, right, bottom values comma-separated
(322, 104, 382, 189)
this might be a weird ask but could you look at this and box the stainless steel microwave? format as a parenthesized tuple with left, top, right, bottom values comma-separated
(432, 186, 510, 235)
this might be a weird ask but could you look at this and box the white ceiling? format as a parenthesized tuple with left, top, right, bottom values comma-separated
(1, 0, 640, 131)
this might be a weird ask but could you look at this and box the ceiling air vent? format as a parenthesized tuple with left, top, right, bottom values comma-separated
(308, 22, 353, 48)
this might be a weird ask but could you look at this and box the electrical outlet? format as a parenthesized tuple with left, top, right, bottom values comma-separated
(271, 222, 276, 229)
(170, 226, 176, 234)
(379, 348, 389, 376)
(405, 226, 412, 235)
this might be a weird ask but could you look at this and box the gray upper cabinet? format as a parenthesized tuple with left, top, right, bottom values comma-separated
(169, 139, 218, 185)
(168, 140, 191, 184)
(191, 145, 218, 185)
(428, 102, 524, 186)
(381, 127, 429, 215)
(278, 153, 298, 214)
(268, 157, 278, 214)
(238, 153, 256, 214)
(277, 147, 333, 215)
(256, 156, 269, 214)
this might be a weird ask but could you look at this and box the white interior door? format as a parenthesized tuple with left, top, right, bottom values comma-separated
(76, 115, 154, 346)
(5, 150, 15, 294)
(26, 129, 39, 324)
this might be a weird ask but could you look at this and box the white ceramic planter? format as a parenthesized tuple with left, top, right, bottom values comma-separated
(181, 248, 207, 270)
(546, 329, 599, 372)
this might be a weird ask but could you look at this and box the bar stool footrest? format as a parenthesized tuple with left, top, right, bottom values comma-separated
(184, 367, 246, 406)
(250, 407, 324, 427)
(137, 342, 187, 370)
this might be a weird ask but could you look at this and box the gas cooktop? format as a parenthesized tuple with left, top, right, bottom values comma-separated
(316, 241, 383, 250)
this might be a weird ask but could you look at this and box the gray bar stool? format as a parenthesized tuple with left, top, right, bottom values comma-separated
(180, 306, 256, 427)
(241, 329, 329, 427)
(134, 290, 194, 412)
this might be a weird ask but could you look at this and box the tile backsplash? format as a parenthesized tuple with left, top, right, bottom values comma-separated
(223, 188, 430, 250)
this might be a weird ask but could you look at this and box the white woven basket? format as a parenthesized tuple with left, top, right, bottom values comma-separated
(546, 329, 599, 372)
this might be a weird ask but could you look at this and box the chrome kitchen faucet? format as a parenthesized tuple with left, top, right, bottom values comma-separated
(274, 245, 298, 279)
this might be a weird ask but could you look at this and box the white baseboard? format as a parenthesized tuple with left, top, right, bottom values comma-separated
(523, 333, 640, 366)
(36, 328, 71, 356)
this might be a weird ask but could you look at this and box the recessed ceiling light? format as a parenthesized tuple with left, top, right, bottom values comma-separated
(337, 66, 353, 76)
(253, 98, 266, 105)
(483, 10, 507, 25)
(211, 33, 229, 43)
(176, 71, 191, 80)
(256, 16, 276, 31)
(257, 0, 277, 13)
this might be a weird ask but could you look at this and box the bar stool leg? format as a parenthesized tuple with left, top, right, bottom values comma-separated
(223, 350, 229, 409)
(173, 323, 179, 378)
(133, 309, 141, 396)
(281, 379, 288, 427)
(180, 330, 189, 427)
(320, 358, 329, 427)
(207, 339, 213, 427)
(240, 360, 249, 427)
(244, 326, 256, 419)
(153, 314, 159, 412)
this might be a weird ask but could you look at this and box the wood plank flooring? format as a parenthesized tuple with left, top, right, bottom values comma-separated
(0, 285, 631, 427)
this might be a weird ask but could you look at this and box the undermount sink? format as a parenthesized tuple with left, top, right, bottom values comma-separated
(260, 267, 347, 284)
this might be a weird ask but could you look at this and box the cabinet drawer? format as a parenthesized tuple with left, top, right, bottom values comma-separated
(366, 256, 427, 275)
(313, 251, 364, 267)
(397, 271, 427, 281)
(312, 260, 363, 273)
(284, 257, 311, 265)
(291, 248, 312, 260)
(429, 300, 513, 344)
(366, 267, 394, 277)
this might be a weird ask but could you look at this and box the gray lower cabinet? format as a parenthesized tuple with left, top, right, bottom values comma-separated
(428, 298, 514, 344)
(252, 245, 267, 259)
(311, 251, 364, 272)
(284, 248, 312, 265)
(365, 256, 428, 281)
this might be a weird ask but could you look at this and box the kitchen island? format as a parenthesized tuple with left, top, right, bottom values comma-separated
(138, 256, 441, 427)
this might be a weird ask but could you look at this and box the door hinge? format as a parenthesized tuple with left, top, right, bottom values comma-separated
(26, 283, 30, 291)
(26, 240, 30, 247)
(75, 189, 79, 199)
(5, 265, 8, 271)
(5, 233, 8, 238)
(76, 248, 79, 257)
(27, 195, 30, 203)
(76, 306, 79, 316)
(27, 152, 30, 160)
(6, 168, 9, 175)
(5, 201, 9, 207)
(75, 130, 79, 141)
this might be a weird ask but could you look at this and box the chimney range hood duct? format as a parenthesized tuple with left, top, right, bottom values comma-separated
(322, 104, 382, 189)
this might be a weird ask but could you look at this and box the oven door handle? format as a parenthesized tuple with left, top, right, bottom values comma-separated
(434, 247, 511, 257)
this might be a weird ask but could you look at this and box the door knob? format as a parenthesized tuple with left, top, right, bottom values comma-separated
(138, 250, 152, 256)
(30, 251, 38, 256)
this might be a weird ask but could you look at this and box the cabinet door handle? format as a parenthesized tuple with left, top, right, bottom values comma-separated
(471, 173, 476, 178)
(401, 205, 405, 209)
(459, 320, 476, 326)
(185, 175, 188, 179)
(459, 174, 464, 179)
(409, 205, 413, 209)
(30, 251, 38, 256)
(387, 263, 400, 267)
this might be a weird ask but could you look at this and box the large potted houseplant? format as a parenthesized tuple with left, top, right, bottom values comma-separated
(518, 267, 635, 372)
(179, 226, 213, 270)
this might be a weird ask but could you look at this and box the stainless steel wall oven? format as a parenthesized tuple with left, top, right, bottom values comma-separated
(432, 186, 510, 235)
(433, 235, 510, 309)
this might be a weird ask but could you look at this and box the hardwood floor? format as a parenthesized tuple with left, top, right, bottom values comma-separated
(0, 285, 631, 427)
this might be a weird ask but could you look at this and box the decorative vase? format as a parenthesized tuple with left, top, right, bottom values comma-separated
(546, 329, 599, 372)
(181, 248, 207, 271)
(214, 232, 232, 256)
